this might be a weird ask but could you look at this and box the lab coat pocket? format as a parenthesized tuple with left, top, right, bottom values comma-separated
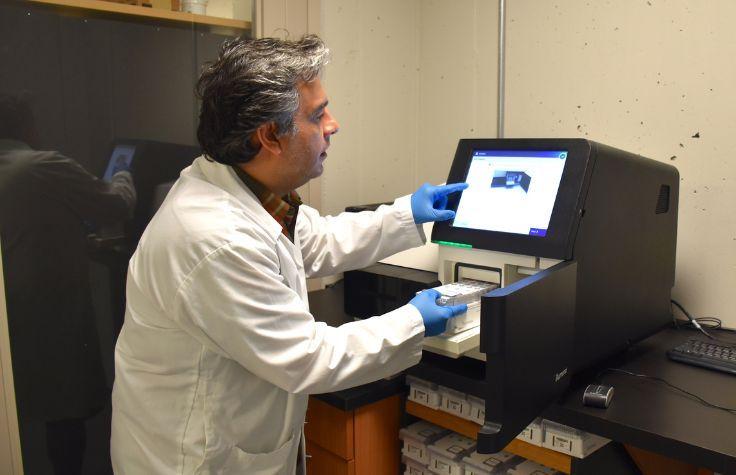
(223, 432, 296, 475)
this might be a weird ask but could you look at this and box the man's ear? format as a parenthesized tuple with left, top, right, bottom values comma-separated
(253, 122, 283, 156)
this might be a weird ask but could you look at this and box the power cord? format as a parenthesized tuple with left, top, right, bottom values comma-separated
(598, 368, 736, 415)
(670, 299, 729, 340)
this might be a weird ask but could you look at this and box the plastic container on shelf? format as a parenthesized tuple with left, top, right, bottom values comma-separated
(515, 417, 544, 446)
(403, 455, 433, 475)
(541, 420, 610, 458)
(406, 375, 443, 409)
(506, 459, 560, 475)
(400, 420, 451, 465)
(427, 433, 476, 475)
(461, 449, 519, 475)
(438, 386, 472, 419)
(180, 0, 207, 14)
(467, 395, 485, 425)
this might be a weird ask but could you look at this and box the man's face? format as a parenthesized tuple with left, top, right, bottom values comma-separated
(279, 78, 339, 190)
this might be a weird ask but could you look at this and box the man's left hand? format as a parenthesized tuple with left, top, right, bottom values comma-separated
(410, 182, 468, 224)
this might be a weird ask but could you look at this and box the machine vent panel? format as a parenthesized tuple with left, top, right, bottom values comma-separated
(655, 185, 670, 214)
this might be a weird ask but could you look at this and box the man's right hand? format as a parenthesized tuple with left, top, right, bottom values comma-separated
(409, 289, 467, 337)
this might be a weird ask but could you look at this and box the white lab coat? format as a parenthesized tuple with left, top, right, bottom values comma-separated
(111, 156, 427, 474)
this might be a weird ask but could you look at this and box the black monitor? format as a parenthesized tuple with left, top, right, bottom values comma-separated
(433, 139, 594, 260)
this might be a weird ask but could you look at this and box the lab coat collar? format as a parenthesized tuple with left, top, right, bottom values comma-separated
(192, 155, 283, 242)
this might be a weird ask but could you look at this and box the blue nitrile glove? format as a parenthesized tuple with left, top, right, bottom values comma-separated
(409, 289, 468, 337)
(411, 182, 469, 224)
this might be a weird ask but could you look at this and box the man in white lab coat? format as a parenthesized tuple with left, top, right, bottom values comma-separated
(111, 35, 467, 474)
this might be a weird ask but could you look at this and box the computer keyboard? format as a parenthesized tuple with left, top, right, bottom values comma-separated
(667, 339, 736, 375)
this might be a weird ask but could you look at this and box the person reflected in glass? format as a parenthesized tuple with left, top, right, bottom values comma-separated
(0, 92, 136, 475)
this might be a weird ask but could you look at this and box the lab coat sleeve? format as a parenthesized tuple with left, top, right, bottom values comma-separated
(296, 194, 426, 278)
(170, 236, 426, 395)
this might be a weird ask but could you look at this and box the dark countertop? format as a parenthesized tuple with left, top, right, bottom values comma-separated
(544, 327, 736, 474)
(307, 280, 408, 411)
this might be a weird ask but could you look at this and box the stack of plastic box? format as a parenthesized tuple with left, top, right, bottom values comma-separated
(541, 420, 610, 458)
(515, 418, 544, 446)
(506, 459, 561, 474)
(427, 433, 476, 475)
(400, 421, 451, 474)
(466, 395, 485, 425)
(407, 375, 443, 409)
(404, 456, 433, 475)
(438, 386, 472, 419)
(432, 279, 498, 335)
(461, 449, 519, 475)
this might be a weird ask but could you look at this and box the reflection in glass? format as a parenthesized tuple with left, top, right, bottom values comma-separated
(0, 91, 136, 474)
(0, 2, 248, 472)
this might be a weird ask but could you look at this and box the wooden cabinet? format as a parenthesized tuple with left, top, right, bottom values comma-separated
(305, 395, 401, 475)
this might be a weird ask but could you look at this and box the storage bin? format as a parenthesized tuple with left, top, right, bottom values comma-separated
(541, 420, 610, 458)
(515, 417, 543, 446)
(427, 433, 476, 475)
(438, 385, 471, 419)
(506, 458, 560, 474)
(400, 420, 451, 465)
(467, 395, 485, 425)
(403, 455, 433, 475)
(461, 449, 518, 475)
(407, 375, 443, 409)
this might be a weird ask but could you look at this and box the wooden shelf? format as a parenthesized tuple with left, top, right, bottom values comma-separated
(405, 400, 572, 474)
(28, 0, 251, 29)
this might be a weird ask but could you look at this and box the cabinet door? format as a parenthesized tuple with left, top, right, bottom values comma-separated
(305, 397, 354, 460)
(354, 395, 401, 475)
(305, 440, 355, 475)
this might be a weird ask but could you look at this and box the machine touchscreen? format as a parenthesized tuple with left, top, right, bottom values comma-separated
(102, 144, 136, 182)
(453, 150, 567, 237)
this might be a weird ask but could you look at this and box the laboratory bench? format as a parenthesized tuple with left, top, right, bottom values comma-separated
(307, 281, 736, 474)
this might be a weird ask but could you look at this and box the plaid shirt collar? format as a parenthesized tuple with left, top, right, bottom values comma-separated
(231, 165, 302, 242)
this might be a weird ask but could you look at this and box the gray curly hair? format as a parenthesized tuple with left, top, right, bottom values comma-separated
(196, 34, 330, 165)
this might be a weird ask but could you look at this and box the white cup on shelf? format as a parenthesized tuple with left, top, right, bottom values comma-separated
(181, 0, 207, 15)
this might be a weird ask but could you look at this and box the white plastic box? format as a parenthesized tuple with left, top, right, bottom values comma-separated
(443, 301, 481, 335)
(466, 395, 485, 425)
(400, 420, 451, 465)
(541, 420, 610, 458)
(432, 279, 497, 336)
(461, 449, 518, 475)
(403, 455, 433, 475)
(407, 375, 443, 409)
(515, 417, 544, 446)
(507, 459, 560, 475)
(427, 433, 476, 475)
(438, 386, 472, 419)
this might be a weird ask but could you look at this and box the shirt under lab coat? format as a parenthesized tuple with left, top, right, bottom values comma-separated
(111, 156, 427, 474)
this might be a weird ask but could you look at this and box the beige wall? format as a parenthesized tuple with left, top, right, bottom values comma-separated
(321, 0, 735, 328)
(206, 0, 252, 20)
(504, 0, 736, 327)
(320, 0, 498, 215)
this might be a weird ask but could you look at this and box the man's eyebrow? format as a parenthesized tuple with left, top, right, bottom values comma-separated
(311, 100, 329, 117)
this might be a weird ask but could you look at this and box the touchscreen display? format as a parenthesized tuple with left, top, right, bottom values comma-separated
(452, 150, 567, 237)
(103, 144, 136, 182)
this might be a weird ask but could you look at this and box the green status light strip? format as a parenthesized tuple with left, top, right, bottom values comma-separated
(432, 240, 472, 249)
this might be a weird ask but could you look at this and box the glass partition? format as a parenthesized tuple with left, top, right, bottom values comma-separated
(0, 1, 251, 472)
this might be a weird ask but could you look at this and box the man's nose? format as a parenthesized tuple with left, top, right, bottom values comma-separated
(324, 108, 339, 137)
